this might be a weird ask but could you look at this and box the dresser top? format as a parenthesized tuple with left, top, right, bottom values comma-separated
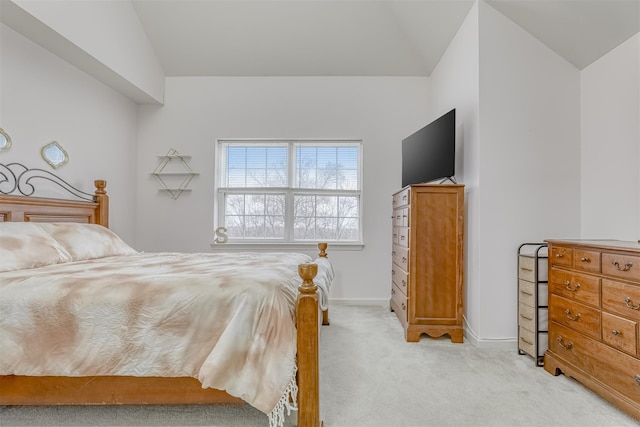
(545, 239, 640, 253)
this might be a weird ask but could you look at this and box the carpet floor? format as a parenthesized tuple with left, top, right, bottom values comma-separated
(1, 303, 637, 426)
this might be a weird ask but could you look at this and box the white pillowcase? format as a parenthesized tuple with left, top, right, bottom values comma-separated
(38, 223, 137, 261)
(0, 222, 73, 272)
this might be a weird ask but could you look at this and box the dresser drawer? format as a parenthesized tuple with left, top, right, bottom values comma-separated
(518, 255, 548, 282)
(392, 244, 409, 272)
(391, 283, 408, 325)
(573, 249, 601, 274)
(549, 268, 601, 308)
(397, 227, 409, 248)
(391, 263, 408, 296)
(519, 280, 548, 307)
(602, 252, 640, 282)
(602, 312, 638, 357)
(393, 188, 410, 209)
(549, 294, 601, 340)
(519, 327, 549, 358)
(602, 279, 640, 321)
(401, 207, 409, 227)
(550, 246, 573, 267)
(518, 256, 536, 282)
(519, 326, 536, 356)
(518, 303, 548, 331)
(393, 209, 403, 227)
(550, 322, 640, 404)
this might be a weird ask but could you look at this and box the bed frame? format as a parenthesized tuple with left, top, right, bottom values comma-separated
(0, 167, 326, 427)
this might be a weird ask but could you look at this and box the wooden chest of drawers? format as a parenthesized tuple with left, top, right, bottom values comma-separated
(390, 184, 464, 343)
(544, 239, 640, 419)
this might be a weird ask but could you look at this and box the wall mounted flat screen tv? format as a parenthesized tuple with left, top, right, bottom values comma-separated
(402, 108, 456, 188)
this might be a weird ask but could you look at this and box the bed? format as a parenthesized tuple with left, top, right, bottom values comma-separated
(0, 163, 331, 427)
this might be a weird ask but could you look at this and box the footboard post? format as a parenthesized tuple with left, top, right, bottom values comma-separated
(297, 263, 321, 427)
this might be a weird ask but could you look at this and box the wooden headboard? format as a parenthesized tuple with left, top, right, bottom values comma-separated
(0, 181, 108, 226)
(0, 163, 109, 226)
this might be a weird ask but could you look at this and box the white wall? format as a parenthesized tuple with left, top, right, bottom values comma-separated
(581, 33, 640, 240)
(0, 24, 139, 242)
(474, 1, 582, 342)
(3, 0, 164, 104)
(136, 76, 430, 302)
(429, 2, 482, 341)
(430, 1, 582, 344)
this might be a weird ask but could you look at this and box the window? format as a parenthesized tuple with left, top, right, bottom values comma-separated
(215, 139, 362, 245)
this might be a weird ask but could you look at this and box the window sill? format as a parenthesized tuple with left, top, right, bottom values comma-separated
(209, 242, 364, 252)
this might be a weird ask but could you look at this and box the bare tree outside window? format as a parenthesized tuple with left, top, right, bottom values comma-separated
(216, 140, 362, 243)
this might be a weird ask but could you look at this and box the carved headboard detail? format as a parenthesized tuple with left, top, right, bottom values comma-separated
(0, 163, 108, 226)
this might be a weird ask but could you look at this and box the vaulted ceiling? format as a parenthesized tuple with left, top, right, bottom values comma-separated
(131, 0, 640, 76)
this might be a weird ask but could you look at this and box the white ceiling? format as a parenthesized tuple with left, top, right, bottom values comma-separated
(131, 0, 640, 77)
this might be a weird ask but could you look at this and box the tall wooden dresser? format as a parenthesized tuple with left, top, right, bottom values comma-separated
(390, 184, 464, 343)
(544, 239, 640, 419)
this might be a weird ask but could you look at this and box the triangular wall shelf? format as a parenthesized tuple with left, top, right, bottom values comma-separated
(151, 148, 199, 199)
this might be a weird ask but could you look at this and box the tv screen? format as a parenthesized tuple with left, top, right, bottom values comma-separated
(401, 108, 455, 188)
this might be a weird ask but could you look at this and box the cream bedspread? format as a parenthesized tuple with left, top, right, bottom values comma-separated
(0, 251, 332, 424)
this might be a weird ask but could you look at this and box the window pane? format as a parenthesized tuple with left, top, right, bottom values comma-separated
(294, 195, 316, 218)
(225, 194, 245, 215)
(245, 194, 265, 215)
(225, 215, 245, 237)
(224, 144, 288, 188)
(265, 194, 285, 216)
(295, 144, 359, 190)
(244, 215, 265, 238)
(337, 217, 359, 240)
(223, 193, 285, 239)
(316, 196, 338, 217)
(338, 196, 359, 218)
(316, 217, 337, 240)
(294, 217, 316, 240)
(264, 215, 285, 238)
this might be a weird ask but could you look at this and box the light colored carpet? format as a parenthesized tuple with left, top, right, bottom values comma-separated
(1, 303, 637, 426)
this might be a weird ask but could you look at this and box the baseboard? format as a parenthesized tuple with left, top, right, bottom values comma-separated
(329, 301, 519, 349)
(329, 298, 389, 307)
(463, 316, 517, 350)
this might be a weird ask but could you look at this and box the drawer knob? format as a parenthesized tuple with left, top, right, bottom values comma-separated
(612, 329, 621, 336)
(557, 336, 573, 350)
(612, 260, 633, 271)
(624, 296, 640, 310)
(401, 302, 406, 310)
(564, 281, 581, 292)
(555, 253, 564, 258)
(401, 279, 406, 287)
(565, 309, 581, 321)
(580, 257, 590, 263)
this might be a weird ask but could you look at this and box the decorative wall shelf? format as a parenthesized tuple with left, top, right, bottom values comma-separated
(151, 149, 199, 199)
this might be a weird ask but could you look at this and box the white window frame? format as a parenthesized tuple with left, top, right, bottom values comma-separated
(212, 138, 364, 250)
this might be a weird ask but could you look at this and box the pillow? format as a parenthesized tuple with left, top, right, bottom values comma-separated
(0, 222, 73, 272)
(38, 223, 138, 261)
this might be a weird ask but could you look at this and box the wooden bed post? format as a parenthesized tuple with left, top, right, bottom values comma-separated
(94, 180, 109, 227)
(317, 242, 330, 326)
(297, 263, 321, 427)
